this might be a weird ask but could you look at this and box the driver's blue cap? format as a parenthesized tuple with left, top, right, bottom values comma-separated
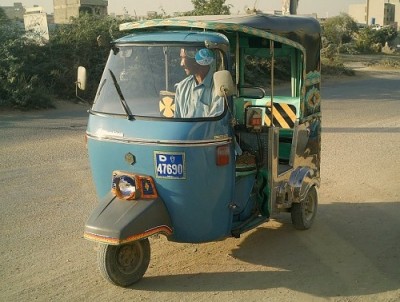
(195, 49, 215, 66)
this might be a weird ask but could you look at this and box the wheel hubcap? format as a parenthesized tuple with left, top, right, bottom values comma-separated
(116, 244, 142, 274)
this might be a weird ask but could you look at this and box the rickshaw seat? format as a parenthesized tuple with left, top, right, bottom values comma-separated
(235, 152, 257, 176)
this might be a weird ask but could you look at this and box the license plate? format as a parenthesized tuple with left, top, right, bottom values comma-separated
(154, 151, 186, 179)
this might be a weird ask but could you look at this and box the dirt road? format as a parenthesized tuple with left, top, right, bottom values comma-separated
(1, 68, 399, 301)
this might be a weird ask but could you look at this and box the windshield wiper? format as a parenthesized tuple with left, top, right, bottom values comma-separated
(108, 69, 134, 120)
(96, 78, 106, 97)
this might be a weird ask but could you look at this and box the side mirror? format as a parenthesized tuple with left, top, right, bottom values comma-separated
(213, 70, 235, 97)
(77, 66, 87, 91)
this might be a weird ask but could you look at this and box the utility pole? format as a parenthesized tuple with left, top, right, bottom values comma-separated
(290, 0, 299, 15)
(282, 0, 299, 15)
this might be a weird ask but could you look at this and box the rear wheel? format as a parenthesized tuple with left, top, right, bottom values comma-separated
(291, 186, 318, 230)
(97, 238, 150, 287)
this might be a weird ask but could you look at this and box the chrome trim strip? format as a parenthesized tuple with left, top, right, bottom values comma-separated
(86, 132, 232, 147)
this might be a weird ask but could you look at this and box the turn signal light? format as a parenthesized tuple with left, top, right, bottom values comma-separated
(216, 144, 230, 166)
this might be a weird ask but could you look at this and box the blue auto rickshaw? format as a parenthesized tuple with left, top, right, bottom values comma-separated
(77, 13, 322, 287)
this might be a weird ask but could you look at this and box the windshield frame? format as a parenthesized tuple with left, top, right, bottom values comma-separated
(90, 41, 229, 122)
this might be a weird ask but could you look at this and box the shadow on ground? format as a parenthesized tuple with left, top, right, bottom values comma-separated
(132, 201, 400, 298)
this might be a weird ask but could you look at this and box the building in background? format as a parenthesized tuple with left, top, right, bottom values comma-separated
(1, 3, 52, 43)
(53, 0, 108, 24)
(388, 0, 400, 29)
(349, 0, 399, 30)
(2, 2, 25, 21)
(348, 4, 367, 26)
(24, 6, 50, 43)
(368, 0, 395, 27)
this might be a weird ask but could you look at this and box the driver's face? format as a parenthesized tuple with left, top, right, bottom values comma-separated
(180, 48, 199, 76)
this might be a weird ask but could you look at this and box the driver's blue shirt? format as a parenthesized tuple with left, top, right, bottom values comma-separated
(174, 70, 224, 118)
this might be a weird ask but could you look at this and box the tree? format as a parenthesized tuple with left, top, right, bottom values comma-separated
(0, 14, 129, 109)
(0, 7, 8, 25)
(190, 0, 231, 15)
(373, 26, 397, 45)
(0, 17, 54, 109)
(355, 26, 398, 53)
(46, 14, 124, 99)
(323, 13, 358, 47)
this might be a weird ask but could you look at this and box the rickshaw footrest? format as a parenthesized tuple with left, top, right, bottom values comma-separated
(231, 215, 269, 238)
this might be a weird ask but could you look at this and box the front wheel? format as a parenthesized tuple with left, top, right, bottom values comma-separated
(291, 186, 318, 230)
(97, 239, 150, 287)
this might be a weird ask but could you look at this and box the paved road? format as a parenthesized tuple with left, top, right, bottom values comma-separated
(1, 69, 399, 301)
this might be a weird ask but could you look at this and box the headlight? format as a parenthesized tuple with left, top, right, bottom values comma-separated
(112, 171, 158, 200)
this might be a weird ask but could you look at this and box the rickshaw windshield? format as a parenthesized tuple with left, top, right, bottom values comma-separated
(92, 45, 226, 119)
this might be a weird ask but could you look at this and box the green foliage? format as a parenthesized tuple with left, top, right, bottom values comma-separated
(0, 14, 131, 109)
(322, 13, 358, 47)
(189, 0, 231, 15)
(0, 21, 53, 109)
(0, 7, 8, 25)
(374, 26, 397, 45)
(321, 43, 338, 61)
(46, 14, 123, 100)
(322, 13, 398, 55)
(337, 43, 359, 55)
(354, 27, 398, 53)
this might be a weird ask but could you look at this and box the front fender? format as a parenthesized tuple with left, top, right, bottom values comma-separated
(84, 192, 173, 245)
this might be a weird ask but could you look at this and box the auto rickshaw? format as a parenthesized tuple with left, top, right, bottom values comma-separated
(77, 13, 322, 287)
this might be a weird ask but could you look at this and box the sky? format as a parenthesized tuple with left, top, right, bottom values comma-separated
(2, 0, 366, 18)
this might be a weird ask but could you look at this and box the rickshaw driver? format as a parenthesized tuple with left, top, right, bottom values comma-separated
(174, 48, 224, 118)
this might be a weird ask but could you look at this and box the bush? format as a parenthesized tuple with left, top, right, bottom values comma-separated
(355, 27, 398, 53)
(321, 44, 338, 61)
(338, 43, 359, 55)
(0, 22, 53, 109)
(0, 13, 129, 110)
(46, 14, 125, 101)
(322, 13, 358, 46)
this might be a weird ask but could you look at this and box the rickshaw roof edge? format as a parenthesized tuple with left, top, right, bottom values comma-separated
(119, 13, 321, 49)
(114, 30, 230, 45)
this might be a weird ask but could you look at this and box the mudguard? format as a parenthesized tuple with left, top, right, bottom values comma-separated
(84, 192, 173, 245)
(288, 166, 320, 203)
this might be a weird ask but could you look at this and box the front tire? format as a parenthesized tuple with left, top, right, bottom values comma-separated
(291, 186, 318, 230)
(97, 239, 150, 287)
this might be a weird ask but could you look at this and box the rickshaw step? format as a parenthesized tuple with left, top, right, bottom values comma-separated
(231, 215, 269, 238)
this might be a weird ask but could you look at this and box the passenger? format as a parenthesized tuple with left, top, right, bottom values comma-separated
(174, 48, 224, 118)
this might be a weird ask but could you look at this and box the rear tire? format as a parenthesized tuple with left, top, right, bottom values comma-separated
(97, 238, 150, 287)
(291, 186, 318, 230)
